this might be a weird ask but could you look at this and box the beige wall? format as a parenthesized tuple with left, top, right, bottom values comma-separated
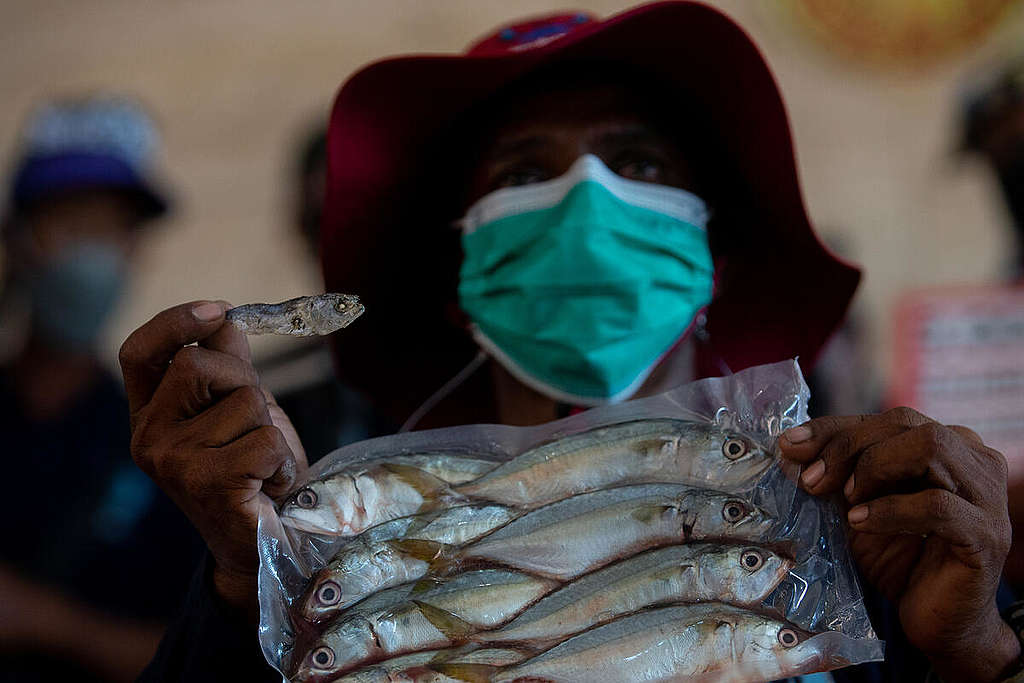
(3, 1, 1023, 391)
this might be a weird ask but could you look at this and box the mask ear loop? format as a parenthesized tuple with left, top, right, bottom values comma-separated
(399, 350, 488, 433)
(694, 311, 733, 376)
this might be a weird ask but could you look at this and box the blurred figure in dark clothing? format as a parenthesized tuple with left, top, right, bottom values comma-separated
(962, 54, 1024, 280)
(257, 123, 393, 461)
(0, 96, 202, 682)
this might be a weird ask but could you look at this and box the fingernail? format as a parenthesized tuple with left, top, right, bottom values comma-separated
(848, 505, 868, 523)
(844, 475, 855, 498)
(801, 460, 825, 488)
(785, 426, 812, 444)
(192, 302, 223, 322)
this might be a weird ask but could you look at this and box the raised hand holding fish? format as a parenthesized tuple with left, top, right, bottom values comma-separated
(119, 301, 307, 616)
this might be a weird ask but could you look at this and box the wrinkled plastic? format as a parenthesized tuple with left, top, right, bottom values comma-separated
(258, 359, 883, 681)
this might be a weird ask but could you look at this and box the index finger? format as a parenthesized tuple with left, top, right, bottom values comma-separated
(119, 300, 228, 413)
(778, 407, 932, 463)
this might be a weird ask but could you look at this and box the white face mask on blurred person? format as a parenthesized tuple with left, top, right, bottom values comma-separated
(26, 240, 129, 351)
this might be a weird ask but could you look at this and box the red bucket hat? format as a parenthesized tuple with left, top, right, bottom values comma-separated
(322, 1, 861, 426)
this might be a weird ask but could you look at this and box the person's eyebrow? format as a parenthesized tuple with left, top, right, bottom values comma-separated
(488, 134, 552, 159)
(594, 124, 669, 149)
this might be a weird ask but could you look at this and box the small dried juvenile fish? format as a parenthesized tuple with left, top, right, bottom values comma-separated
(455, 419, 770, 508)
(480, 543, 793, 646)
(294, 570, 557, 681)
(226, 293, 363, 336)
(438, 604, 822, 683)
(433, 484, 773, 581)
(280, 453, 499, 536)
(302, 504, 518, 623)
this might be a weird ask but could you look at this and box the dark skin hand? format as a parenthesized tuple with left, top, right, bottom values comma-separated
(119, 300, 305, 618)
(780, 407, 1018, 683)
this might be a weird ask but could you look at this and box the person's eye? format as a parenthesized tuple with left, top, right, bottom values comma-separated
(492, 165, 549, 190)
(613, 155, 665, 184)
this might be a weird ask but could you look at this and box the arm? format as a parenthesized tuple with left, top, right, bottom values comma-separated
(779, 408, 1019, 683)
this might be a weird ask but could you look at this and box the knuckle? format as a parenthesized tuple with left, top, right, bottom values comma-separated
(886, 406, 924, 428)
(925, 489, 955, 520)
(118, 335, 142, 370)
(255, 425, 289, 456)
(915, 422, 947, 456)
(172, 346, 205, 375)
(823, 431, 856, 464)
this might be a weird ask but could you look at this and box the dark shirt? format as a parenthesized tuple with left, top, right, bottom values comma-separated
(0, 367, 203, 682)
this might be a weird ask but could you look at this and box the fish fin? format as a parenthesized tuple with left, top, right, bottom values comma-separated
(414, 600, 477, 640)
(630, 504, 676, 524)
(380, 463, 450, 497)
(412, 576, 446, 594)
(389, 538, 446, 562)
(429, 663, 498, 682)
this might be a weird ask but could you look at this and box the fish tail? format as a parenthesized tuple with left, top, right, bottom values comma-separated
(413, 600, 478, 641)
(428, 663, 499, 682)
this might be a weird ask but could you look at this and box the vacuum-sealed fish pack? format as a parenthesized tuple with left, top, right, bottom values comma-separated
(257, 359, 884, 682)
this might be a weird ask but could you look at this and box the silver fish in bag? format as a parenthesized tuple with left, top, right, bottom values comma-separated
(302, 504, 517, 623)
(433, 484, 773, 581)
(480, 543, 793, 646)
(456, 419, 771, 507)
(294, 570, 557, 681)
(280, 453, 499, 536)
(437, 603, 823, 683)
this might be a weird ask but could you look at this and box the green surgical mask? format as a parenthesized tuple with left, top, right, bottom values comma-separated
(458, 154, 713, 405)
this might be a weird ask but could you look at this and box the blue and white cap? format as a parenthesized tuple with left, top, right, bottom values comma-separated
(7, 95, 169, 220)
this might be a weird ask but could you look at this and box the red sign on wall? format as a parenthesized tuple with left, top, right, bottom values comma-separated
(891, 285, 1024, 478)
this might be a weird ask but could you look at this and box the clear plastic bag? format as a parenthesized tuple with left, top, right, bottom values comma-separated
(257, 359, 883, 681)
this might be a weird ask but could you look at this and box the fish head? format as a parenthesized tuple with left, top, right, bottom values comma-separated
(307, 293, 364, 334)
(294, 617, 376, 682)
(675, 424, 773, 489)
(280, 477, 354, 535)
(697, 546, 794, 604)
(690, 492, 774, 541)
(741, 616, 824, 678)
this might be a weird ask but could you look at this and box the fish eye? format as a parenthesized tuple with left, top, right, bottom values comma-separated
(296, 488, 318, 509)
(778, 628, 799, 648)
(722, 500, 748, 523)
(740, 549, 764, 571)
(722, 438, 748, 460)
(311, 645, 335, 669)
(316, 580, 342, 606)
(335, 301, 347, 311)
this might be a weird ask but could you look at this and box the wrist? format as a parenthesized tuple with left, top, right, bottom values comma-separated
(928, 612, 1021, 683)
(211, 563, 260, 623)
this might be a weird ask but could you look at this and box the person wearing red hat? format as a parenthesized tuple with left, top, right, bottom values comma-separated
(120, 4, 1020, 681)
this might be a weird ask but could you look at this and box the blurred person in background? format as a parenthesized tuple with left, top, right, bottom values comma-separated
(958, 54, 1024, 589)
(0, 96, 201, 682)
(962, 53, 1024, 281)
(120, 4, 1021, 682)
(255, 124, 392, 459)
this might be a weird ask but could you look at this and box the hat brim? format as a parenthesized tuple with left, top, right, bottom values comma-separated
(322, 1, 860, 424)
(11, 153, 169, 222)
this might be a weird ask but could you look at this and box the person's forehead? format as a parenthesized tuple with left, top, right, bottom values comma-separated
(480, 81, 677, 152)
